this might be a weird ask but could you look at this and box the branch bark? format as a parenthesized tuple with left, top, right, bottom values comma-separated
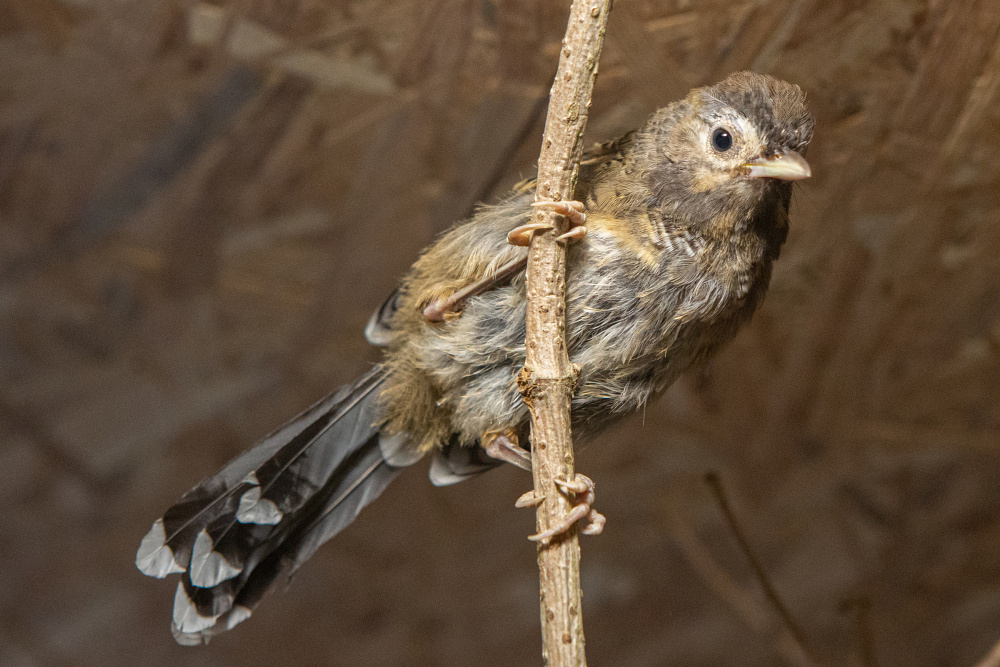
(518, 2, 611, 665)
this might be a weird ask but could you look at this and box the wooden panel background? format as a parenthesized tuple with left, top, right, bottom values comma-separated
(2, 0, 1000, 664)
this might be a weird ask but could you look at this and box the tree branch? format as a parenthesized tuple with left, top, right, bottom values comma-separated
(518, 2, 611, 665)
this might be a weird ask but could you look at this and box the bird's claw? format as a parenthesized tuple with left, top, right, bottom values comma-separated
(554, 474, 594, 495)
(556, 226, 587, 242)
(483, 431, 532, 472)
(484, 429, 604, 542)
(532, 199, 587, 228)
(515, 490, 544, 508)
(507, 222, 552, 247)
(507, 200, 587, 246)
(526, 473, 605, 545)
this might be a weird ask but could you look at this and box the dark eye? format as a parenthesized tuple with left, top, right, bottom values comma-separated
(711, 127, 733, 152)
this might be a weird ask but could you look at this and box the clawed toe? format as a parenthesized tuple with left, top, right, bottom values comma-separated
(556, 226, 587, 242)
(581, 508, 606, 535)
(484, 431, 533, 472)
(509, 200, 587, 246)
(515, 490, 544, 508)
(554, 474, 594, 496)
(531, 199, 587, 228)
(526, 473, 605, 545)
(507, 222, 552, 246)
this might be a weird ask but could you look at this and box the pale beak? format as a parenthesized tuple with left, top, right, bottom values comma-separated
(745, 150, 811, 181)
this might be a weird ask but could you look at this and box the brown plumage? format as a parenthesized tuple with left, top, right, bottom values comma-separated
(379, 71, 813, 455)
(136, 71, 814, 644)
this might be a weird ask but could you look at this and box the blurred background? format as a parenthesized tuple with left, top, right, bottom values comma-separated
(2, 0, 1000, 664)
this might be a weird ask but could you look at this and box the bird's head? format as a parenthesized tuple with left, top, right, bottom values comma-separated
(636, 71, 814, 233)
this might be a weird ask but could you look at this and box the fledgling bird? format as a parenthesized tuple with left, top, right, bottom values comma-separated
(136, 71, 814, 645)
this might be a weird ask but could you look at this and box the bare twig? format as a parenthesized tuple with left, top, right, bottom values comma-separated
(666, 503, 815, 667)
(840, 595, 878, 667)
(518, 1, 611, 665)
(705, 472, 825, 667)
(0, 397, 114, 496)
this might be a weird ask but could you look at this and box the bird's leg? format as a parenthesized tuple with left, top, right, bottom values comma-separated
(422, 256, 527, 322)
(483, 430, 532, 471)
(507, 200, 587, 246)
(506, 222, 551, 247)
(482, 430, 605, 544)
(424, 200, 587, 322)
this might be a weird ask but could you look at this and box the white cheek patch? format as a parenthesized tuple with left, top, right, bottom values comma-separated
(700, 114, 763, 159)
(731, 115, 764, 158)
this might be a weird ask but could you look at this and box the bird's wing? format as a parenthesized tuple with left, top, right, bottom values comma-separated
(511, 130, 636, 195)
(364, 130, 636, 338)
(579, 129, 636, 168)
(365, 254, 527, 344)
(364, 287, 404, 347)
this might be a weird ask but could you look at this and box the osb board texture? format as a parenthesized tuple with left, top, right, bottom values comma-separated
(2, 0, 1000, 665)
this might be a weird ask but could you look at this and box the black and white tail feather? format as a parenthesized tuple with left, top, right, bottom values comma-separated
(136, 367, 425, 644)
(136, 360, 500, 644)
(139, 279, 507, 645)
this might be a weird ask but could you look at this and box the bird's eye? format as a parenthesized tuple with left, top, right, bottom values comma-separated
(711, 127, 733, 152)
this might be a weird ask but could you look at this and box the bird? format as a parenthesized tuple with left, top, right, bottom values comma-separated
(136, 71, 814, 645)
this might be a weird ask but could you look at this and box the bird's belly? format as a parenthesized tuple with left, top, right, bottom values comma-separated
(411, 253, 762, 446)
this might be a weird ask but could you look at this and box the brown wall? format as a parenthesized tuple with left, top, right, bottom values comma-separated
(2, 0, 1000, 664)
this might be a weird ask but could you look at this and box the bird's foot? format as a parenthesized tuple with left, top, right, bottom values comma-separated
(483, 431, 532, 472)
(527, 473, 606, 545)
(421, 256, 528, 323)
(422, 295, 459, 323)
(483, 431, 604, 544)
(507, 222, 551, 247)
(534, 199, 587, 234)
(515, 489, 544, 507)
(507, 200, 587, 246)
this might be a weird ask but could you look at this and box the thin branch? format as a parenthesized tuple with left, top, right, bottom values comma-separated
(518, 2, 611, 665)
(840, 595, 878, 667)
(0, 397, 114, 496)
(666, 503, 815, 667)
(705, 472, 826, 667)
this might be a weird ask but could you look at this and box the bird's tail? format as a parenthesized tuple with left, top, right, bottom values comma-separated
(135, 366, 421, 645)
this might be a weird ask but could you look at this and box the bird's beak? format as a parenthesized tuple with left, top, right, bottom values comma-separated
(744, 150, 811, 181)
